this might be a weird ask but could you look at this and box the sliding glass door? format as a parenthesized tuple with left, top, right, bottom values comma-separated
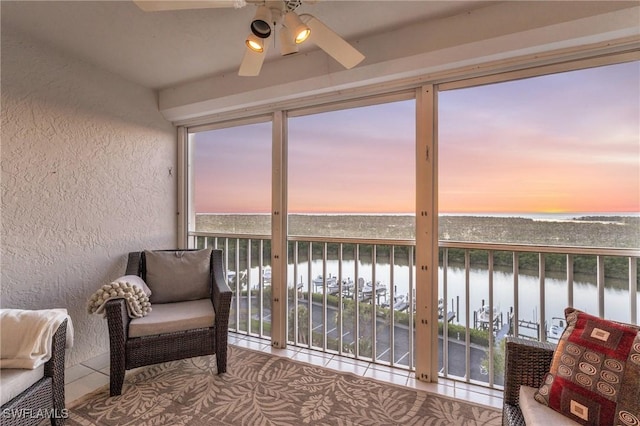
(188, 120, 273, 336)
(286, 98, 417, 367)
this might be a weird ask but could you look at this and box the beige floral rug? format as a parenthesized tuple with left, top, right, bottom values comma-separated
(67, 345, 502, 425)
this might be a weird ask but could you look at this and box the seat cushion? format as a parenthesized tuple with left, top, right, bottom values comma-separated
(534, 307, 640, 425)
(144, 249, 212, 304)
(0, 365, 45, 406)
(128, 299, 215, 338)
(520, 386, 581, 425)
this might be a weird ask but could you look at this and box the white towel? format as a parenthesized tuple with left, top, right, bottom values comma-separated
(87, 275, 152, 319)
(0, 308, 73, 369)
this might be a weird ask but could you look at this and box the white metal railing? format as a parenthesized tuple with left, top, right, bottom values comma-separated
(192, 233, 273, 337)
(190, 231, 639, 389)
(286, 237, 416, 369)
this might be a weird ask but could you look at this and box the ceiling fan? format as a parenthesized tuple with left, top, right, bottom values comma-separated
(133, 0, 365, 77)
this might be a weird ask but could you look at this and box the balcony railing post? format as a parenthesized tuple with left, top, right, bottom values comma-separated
(390, 245, 396, 366)
(307, 242, 313, 349)
(567, 254, 574, 308)
(464, 249, 471, 381)
(247, 239, 252, 335)
(630, 257, 638, 325)
(442, 248, 449, 377)
(598, 255, 605, 318)
(293, 242, 299, 344)
(322, 242, 328, 351)
(409, 246, 415, 370)
(372, 245, 377, 361)
(355, 244, 360, 359)
(259, 239, 265, 336)
(338, 243, 344, 355)
(539, 253, 546, 342)
(235, 238, 241, 333)
(513, 252, 519, 338)
(488, 250, 494, 387)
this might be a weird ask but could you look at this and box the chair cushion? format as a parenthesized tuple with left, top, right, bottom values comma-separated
(520, 386, 580, 425)
(534, 307, 640, 425)
(144, 249, 212, 304)
(128, 299, 215, 338)
(0, 366, 45, 406)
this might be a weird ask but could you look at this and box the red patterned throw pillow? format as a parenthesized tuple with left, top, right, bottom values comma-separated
(534, 307, 640, 425)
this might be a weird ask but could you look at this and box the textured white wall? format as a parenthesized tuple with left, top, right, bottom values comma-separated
(1, 29, 177, 366)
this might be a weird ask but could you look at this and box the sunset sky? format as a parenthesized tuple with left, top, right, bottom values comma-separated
(193, 61, 639, 214)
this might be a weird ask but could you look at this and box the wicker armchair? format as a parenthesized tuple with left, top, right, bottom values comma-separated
(0, 319, 68, 426)
(502, 336, 556, 426)
(104, 249, 232, 396)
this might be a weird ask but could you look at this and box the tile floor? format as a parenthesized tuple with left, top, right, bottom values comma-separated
(65, 333, 504, 410)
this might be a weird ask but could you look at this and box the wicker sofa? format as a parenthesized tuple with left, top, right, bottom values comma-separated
(104, 249, 232, 396)
(502, 336, 556, 426)
(0, 318, 68, 426)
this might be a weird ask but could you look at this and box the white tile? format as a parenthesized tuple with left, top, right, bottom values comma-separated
(65, 363, 94, 384)
(406, 377, 456, 398)
(65, 371, 109, 404)
(368, 362, 410, 375)
(452, 380, 502, 397)
(226, 334, 243, 345)
(232, 338, 268, 352)
(244, 335, 269, 344)
(453, 388, 503, 409)
(324, 358, 370, 375)
(363, 367, 409, 386)
(260, 345, 300, 358)
(81, 352, 110, 371)
(291, 351, 333, 367)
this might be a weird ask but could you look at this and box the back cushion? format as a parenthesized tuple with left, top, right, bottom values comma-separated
(144, 249, 212, 304)
(534, 307, 640, 425)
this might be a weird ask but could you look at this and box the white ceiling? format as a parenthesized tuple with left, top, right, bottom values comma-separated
(1, 0, 493, 90)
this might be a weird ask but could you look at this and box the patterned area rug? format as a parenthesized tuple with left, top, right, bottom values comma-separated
(67, 345, 502, 425)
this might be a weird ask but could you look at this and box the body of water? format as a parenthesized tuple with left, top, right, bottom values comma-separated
(237, 259, 637, 329)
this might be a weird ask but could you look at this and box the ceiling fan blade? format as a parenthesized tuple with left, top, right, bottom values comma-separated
(306, 16, 365, 69)
(133, 1, 247, 12)
(238, 41, 270, 77)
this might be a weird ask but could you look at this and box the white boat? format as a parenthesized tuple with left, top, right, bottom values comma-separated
(360, 280, 386, 296)
(262, 266, 271, 284)
(312, 275, 339, 294)
(392, 294, 410, 311)
(547, 317, 566, 341)
(340, 278, 355, 297)
(382, 293, 407, 310)
(475, 305, 500, 332)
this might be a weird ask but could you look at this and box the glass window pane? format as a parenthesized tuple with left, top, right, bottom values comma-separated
(288, 100, 415, 239)
(190, 122, 272, 234)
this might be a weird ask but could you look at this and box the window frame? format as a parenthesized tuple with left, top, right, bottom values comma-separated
(177, 50, 639, 385)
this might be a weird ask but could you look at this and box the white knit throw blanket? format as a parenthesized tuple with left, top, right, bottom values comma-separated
(88, 277, 151, 318)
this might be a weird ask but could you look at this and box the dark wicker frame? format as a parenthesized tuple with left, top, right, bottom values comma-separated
(0, 319, 68, 426)
(105, 249, 232, 397)
(502, 336, 556, 426)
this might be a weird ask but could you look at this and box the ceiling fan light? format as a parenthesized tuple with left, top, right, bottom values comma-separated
(250, 5, 272, 39)
(279, 27, 298, 56)
(283, 11, 310, 44)
(245, 34, 264, 53)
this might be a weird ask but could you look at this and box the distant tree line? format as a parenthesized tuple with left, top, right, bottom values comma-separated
(441, 249, 638, 285)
